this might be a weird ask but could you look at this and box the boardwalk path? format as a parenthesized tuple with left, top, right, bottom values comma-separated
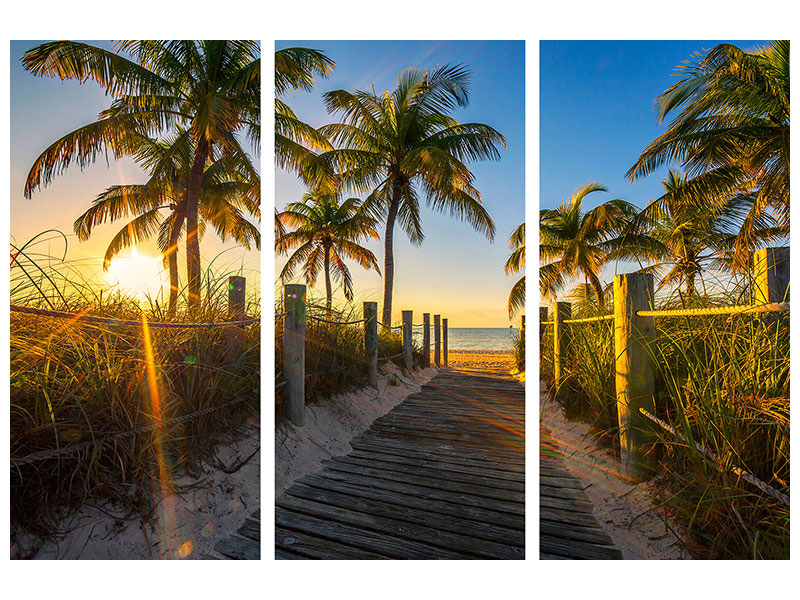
(214, 509, 260, 559)
(275, 366, 525, 559)
(540, 382, 622, 560)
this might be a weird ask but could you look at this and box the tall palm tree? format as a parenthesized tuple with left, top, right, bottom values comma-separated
(626, 41, 789, 269)
(74, 132, 259, 313)
(278, 190, 380, 311)
(22, 40, 260, 310)
(318, 64, 506, 325)
(632, 170, 753, 298)
(505, 223, 525, 317)
(539, 183, 640, 308)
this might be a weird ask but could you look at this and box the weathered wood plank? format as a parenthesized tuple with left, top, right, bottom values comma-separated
(214, 534, 260, 560)
(275, 527, 389, 560)
(540, 533, 622, 560)
(286, 481, 524, 547)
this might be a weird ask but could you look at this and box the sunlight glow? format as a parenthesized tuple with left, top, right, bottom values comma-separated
(105, 246, 167, 301)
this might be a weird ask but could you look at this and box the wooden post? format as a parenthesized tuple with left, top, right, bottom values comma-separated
(614, 273, 656, 481)
(402, 310, 413, 371)
(364, 302, 378, 387)
(553, 301, 571, 388)
(284, 284, 306, 426)
(539, 306, 548, 339)
(423, 313, 431, 368)
(442, 318, 448, 367)
(434, 315, 441, 366)
(227, 276, 246, 356)
(754, 247, 790, 304)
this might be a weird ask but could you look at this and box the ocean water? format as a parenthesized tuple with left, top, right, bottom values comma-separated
(411, 327, 520, 351)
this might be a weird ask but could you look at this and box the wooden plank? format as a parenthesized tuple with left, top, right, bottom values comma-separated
(332, 455, 526, 492)
(540, 533, 622, 560)
(277, 494, 523, 560)
(351, 438, 524, 473)
(300, 474, 525, 532)
(347, 448, 524, 483)
(276, 507, 474, 559)
(316, 466, 525, 516)
(540, 493, 594, 512)
(540, 520, 616, 546)
(237, 517, 260, 542)
(276, 527, 389, 560)
(323, 458, 526, 504)
(214, 534, 260, 560)
(286, 481, 524, 547)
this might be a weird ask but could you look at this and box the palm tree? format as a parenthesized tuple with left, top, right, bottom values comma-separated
(74, 132, 259, 313)
(632, 170, 752, 298)
(22, 40, 260, 310)
(278, 190, 380, 311)
(318, 64, 506, 325)
(626, 41, 789, 269)
(539, 183, 640, 309)
(505, 223, 525, 317)
(275, 47, 335, 184)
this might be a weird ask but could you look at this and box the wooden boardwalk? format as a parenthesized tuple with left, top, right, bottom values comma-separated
(275, 367, 525, 559)
(540, 425, 622, 559)
(213, 509, 260, 559)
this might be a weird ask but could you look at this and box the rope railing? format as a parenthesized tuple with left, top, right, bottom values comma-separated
(639, 408, 790, 507)
(637, 302, 789, 318)
(11, 396, 248, 468)
(306, 314, 367, 326)
(563, 314, 614, 324)
(279, 284, 453, 426)
(10, 304, 259, 329)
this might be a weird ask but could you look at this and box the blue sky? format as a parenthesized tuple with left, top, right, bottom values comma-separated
(540, 40, 766, 295)
(276, 40, 525, 327)
(9, 40, 260, 300)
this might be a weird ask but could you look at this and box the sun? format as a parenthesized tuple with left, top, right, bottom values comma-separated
(105, 246, 168, 301)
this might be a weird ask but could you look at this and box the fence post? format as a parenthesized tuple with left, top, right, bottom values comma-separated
(553, 301, 571, 388)
(227, 276, 246, 356)
(614, 273, 656, 481)
(442, 318, 448, 367)
(402, 310, 413, 370)
(284, 284, 306, 426)
(754, 247, 790, 304)
(539, 306, 548, 339)
(423, 313, 430, 367)
(364, 302, 378, 387)
(434, 315, 441, 366)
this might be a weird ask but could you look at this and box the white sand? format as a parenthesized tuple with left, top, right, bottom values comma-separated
(276, 363, 438, 496)
(540, 381, 689, 559)
(13, 418, 260, 560)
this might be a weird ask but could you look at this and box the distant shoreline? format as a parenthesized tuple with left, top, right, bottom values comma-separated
(439, 349, 512, 355)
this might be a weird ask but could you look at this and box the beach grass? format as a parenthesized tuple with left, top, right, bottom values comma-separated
(540, 285, 790, 559)
(10, 237, 260, 548)
(274, 299, 424, 417)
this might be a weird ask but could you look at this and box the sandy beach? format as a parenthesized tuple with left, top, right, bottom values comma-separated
(442, 349, 517, 372)
(540, 381, 688, 559)
(276, 362, 438, 496)
(12, 419, 260, 560)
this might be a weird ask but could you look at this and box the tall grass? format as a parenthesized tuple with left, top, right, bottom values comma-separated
(10, 235, 260, 550)
(540, 284, 790, 559)
(274, 296, 424, 419)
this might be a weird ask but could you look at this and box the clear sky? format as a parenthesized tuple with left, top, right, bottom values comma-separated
(275, 40, 525, 328)
(9, 40, 260, 302)
(540, 40, 766, 298)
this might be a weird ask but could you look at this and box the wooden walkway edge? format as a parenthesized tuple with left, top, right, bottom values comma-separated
(540, 424, 622, 559)
(275, 367, 525, 559)
(213, 509, 260, 559)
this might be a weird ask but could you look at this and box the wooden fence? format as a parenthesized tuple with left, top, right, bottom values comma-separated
(279, 284, 449, 426)
(541, 247, 790, 481)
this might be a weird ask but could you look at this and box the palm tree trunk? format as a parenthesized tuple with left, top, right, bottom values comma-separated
(185, 137, 209, 312)
(588, 272, 605, 310)
(166, 208, 185, 316)
(324, 245, 332, 313)
(382, 186, 401, 328)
